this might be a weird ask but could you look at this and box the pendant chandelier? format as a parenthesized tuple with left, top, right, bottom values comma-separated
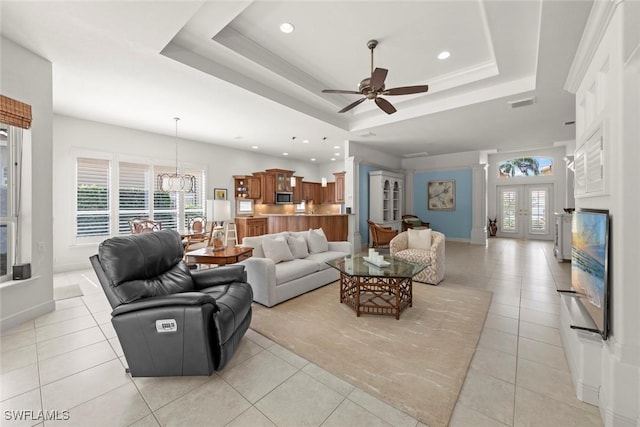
(157, 117, 196, 193)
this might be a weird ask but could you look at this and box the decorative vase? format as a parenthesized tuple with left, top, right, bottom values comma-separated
(488, 218, 498, 237)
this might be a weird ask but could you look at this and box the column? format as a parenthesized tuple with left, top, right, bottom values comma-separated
(470, 163, 488, 245)
(345, 155, 361, 253)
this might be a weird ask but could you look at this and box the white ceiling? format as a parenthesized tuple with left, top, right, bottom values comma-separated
(0, 1, 593, 163)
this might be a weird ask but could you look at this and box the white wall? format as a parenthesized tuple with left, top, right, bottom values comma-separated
(564, 1, 640, 425)
(348, 141, 403, 170)
(53, 115, 324, 271)
(401, 151, 483, 172)
(0, 37, 55, 331)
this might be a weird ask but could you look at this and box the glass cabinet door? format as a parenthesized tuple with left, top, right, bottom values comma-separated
(383, 180, 391, 221)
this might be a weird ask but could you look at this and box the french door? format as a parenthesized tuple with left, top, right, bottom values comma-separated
(497, 184, 553, 240)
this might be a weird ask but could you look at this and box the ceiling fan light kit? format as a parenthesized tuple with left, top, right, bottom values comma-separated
(322, 39, 429, 115)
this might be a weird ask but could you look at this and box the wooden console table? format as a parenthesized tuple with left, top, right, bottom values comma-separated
(185, 246, 253, 266)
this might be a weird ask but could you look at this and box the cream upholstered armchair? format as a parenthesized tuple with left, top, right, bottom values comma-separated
(390, 229, 445, 285)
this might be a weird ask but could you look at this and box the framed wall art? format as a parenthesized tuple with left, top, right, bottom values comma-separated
(428, 180, 455, 210)
(214, 188, 227, 200)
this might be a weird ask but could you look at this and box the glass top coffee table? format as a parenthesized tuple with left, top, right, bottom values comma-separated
(326, 255, 427, 319)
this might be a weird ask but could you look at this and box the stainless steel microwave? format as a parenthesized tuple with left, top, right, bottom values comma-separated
(275, 192, 293, 204)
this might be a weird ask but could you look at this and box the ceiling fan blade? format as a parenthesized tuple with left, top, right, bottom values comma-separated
(383, 85, 429, 96)
(322, 89, 362, 95)
(375, 97, 397, 115)
(338, 97, 367, 113)
(370, 68, 388, 91)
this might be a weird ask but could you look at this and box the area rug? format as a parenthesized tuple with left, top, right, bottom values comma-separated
(53, 284, 83, 300)
(251, 282, 492, 427)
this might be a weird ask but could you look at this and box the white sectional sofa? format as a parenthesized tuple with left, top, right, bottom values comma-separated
(239, 229, 352, 307)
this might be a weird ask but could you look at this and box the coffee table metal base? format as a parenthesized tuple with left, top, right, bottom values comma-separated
(339, 272, 413, 320)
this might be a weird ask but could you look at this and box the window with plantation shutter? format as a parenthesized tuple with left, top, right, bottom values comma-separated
(183, 167, 206, 228)
(153, 165, 179, 230)
(76, 158, 110, 237)
(118, 162, 149, 234)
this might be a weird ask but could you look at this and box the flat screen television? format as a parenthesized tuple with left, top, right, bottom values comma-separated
(571, 208, 610, 339)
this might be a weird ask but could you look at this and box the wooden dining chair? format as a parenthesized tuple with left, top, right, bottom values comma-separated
(184, 217, 209, 253)
(129, 219, 162, 234)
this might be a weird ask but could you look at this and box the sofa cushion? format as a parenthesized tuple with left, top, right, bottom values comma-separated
(408, 228, 432, 250)
(275, 259, 319, 285)
(307, 228, 329, 253)
(262, 236, 294, 264)
(287, 234, 309, 259)
(304, 251, 349, 271)
(243, 232, 289, 258)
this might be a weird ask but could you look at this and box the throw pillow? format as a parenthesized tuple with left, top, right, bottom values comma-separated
(307, 228, 329, 253)
(262, 237, 294, 264)
(287, 234, 309, 259)
(408, 228, 432, 250)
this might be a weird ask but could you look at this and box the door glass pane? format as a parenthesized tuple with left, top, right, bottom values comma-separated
(529, 189, 547, 233)
(501, 189, 517, 232)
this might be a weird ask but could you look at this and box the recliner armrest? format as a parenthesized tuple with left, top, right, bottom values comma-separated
(111, 292, 218, 316)
(191, 265, 247, 289)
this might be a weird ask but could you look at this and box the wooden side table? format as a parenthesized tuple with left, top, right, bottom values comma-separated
(185, 246, 253, 266)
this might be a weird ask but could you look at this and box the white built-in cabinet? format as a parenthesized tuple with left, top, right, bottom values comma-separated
(369, 170, 403, 232)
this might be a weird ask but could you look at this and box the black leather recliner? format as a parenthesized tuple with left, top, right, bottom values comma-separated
(90, 229, 253, 377)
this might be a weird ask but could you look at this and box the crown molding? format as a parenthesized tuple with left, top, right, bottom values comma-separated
(565, 0, 623, 93)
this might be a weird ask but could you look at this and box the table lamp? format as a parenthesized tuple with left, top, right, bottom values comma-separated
(209, 199, 231, 251)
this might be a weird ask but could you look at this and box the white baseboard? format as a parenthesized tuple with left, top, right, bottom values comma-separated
(0, 299, 55, 332)
(602, 406, 640, 427)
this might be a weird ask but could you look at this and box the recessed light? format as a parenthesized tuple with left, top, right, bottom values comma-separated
(280, 22, 295, 34)
(251, 145, 259, 149)
(334, 152, 340, 156)
(283, 152, 289, 156)
(303, 139, 309, 143)
(437, 51, 451, 60)
(333, 145, 340, 149)
(330, 158, 336, 161)
(310, 158, 316, 162)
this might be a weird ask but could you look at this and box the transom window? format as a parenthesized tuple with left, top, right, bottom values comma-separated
(497, 157, 553, 178)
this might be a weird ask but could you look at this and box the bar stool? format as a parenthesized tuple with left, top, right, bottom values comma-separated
(225, 222, 237, 246)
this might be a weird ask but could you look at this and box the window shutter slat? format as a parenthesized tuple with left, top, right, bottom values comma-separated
(76, 158, 110, 237)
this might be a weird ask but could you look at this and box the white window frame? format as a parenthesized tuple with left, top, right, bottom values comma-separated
(75, 155, 112, 241)
(1, 125, 18, 282)
(74, 153, 206, 242)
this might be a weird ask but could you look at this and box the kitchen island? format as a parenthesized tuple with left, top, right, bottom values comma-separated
(235, 214, 348, 243)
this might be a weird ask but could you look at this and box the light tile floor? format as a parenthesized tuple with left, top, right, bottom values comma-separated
(0, 239, 604, 427)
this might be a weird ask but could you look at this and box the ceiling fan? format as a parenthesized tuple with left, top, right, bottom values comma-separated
(322, 39, 429, 115)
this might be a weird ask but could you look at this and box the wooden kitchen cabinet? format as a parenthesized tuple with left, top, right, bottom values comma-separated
(334, 171, 345, 203)
(254, 172, 275, 204)
(323, 182, 336, 204)
(265, 169, 294, 192)
(234, 175, 261, 200)
(302, 182, 317, 202)
(235, 217, 267, 243)
(292, 176, 304, 203)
